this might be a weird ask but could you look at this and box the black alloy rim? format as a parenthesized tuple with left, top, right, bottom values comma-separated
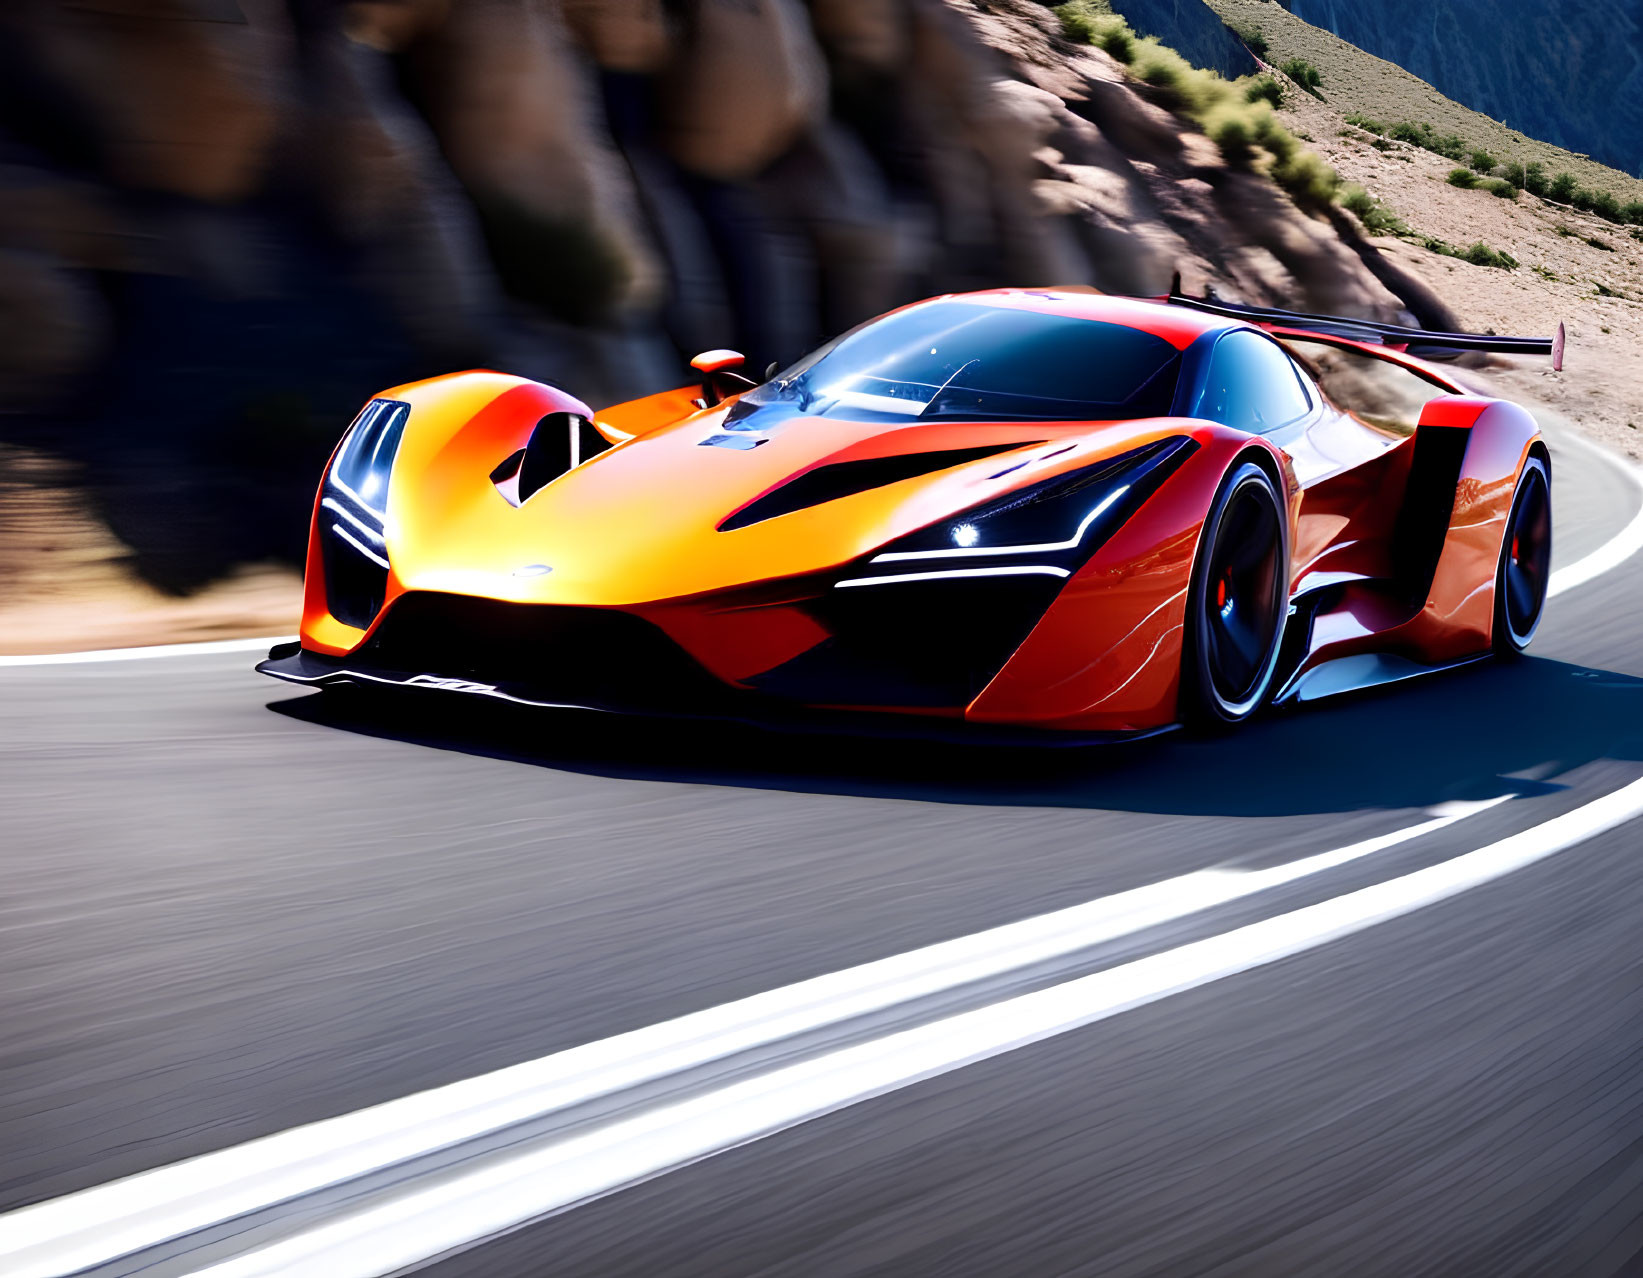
(1205, 482, 1284, 708)
(1503, 463, 1551, 642)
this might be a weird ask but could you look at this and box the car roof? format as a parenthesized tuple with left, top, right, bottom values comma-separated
(943, 288, 1238, 351)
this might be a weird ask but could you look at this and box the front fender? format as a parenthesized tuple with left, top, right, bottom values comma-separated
(967, 427, 1294, 732)
(300, 372, 590, 655)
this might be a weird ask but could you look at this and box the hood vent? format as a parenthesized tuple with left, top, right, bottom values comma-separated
(493, 412, 612, 506)
(718, 442, 1035, 532)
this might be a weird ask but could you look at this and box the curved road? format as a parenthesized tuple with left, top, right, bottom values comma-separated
(3, 429, 1643, 1275)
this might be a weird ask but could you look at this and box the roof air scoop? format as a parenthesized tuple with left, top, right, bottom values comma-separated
(492, 411, 611, 506)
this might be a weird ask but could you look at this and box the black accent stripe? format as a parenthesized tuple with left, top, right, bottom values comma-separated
(1390, 424, 1470, 600)
(718, 443, 1036, 532)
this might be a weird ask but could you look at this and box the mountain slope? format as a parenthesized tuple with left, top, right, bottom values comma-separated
(1105, 0, 1255, 78)
(1283, 0, 1643, 178)
(1205, 0, 1643, 201)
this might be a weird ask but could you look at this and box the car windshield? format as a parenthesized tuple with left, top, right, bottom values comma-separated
(742, 301, 1182, 423)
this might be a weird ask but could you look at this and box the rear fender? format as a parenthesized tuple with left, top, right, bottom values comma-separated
(1407, 395, 1540, 656)
(1278, 395, 1539, 684)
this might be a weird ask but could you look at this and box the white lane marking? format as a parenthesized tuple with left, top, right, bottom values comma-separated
(185, 778, 1643, 1277)
(0, 636, 296, 668)
(0, 798, 1508, 1278)
(1548, 432, 1643, 598)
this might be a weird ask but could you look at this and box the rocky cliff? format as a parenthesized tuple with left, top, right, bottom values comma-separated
(1283, 0, 1643, 178)
(0, 0, 1427, 595)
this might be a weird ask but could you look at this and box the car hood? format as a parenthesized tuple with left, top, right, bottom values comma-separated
(383, 387, 1192, 607)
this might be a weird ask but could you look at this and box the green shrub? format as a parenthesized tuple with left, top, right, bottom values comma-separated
(1432, 132, 1469, 161)
(1339, 184, 1408, 235)
(1464, 241, 1518, 269)
(1571, 186, 1598, 212)
(1093, 15, 1136, 61)
(1227, 21, 1269, 58)
(1252, 109, 1299, 165)
(1447, 168, 1479, 189)
(1132, 39, 1188, 101)
(1243, 74, 1284, 108)
(1588, 189, 1623, 222)
(1053, 0, 1109, 44)
(1483, 177, 1519, 199)
(1548, 171, 1580, 202)
(1522, 161, 1549, 197)
(1055, 2, 1139, 62)
(1468, 148, 1497, 173)
(1205, 102, 1259, 165)
(1340, 185, 1373, 215)
(1130, 38, 1250, 116)
(1420, 237, 1516, 269)
(1272, 148, 1338, 209)
(1344, 112, 1386, 134)
(1623, 201, 1643, 225)
(1378, 120, 1467, 161)
(1279, 57, 1324, 97)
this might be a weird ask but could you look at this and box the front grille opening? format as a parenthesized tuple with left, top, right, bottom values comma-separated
(748, 573, 1061, 706)
(357, 594, 725, 711)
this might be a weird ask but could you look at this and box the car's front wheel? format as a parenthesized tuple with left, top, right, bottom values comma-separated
(1183, 459, 1290, 728)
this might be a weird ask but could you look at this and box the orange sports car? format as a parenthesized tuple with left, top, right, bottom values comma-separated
(258, 287, 1558, 741)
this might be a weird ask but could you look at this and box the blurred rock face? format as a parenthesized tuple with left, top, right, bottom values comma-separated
(0, 0, 1417, 589)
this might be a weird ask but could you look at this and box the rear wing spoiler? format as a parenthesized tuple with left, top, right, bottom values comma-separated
(1162, 284, 1565, 371)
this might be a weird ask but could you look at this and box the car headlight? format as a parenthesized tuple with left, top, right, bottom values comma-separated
(841, 435, 1197, 587)
(319, 398, 409, 627)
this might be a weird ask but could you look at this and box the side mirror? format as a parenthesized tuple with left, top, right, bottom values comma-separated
(691, 349, 758, 407)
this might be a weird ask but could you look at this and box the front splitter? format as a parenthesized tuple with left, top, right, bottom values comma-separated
(255, 643, 1175, 749)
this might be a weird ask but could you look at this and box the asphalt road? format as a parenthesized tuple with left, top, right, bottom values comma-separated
(3, 430, 1643, 1275)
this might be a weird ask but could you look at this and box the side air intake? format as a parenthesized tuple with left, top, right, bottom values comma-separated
(492, 412, 612, 506)
(718, 443, 1035, 532)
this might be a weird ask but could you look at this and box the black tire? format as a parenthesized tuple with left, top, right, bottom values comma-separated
(1493, 453, 1552, 656)
(1183, 460, 1290, 727)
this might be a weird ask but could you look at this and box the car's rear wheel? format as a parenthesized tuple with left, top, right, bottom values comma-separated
(1183, 460, 1290, 727)
(1493, 453, 1552, 656)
